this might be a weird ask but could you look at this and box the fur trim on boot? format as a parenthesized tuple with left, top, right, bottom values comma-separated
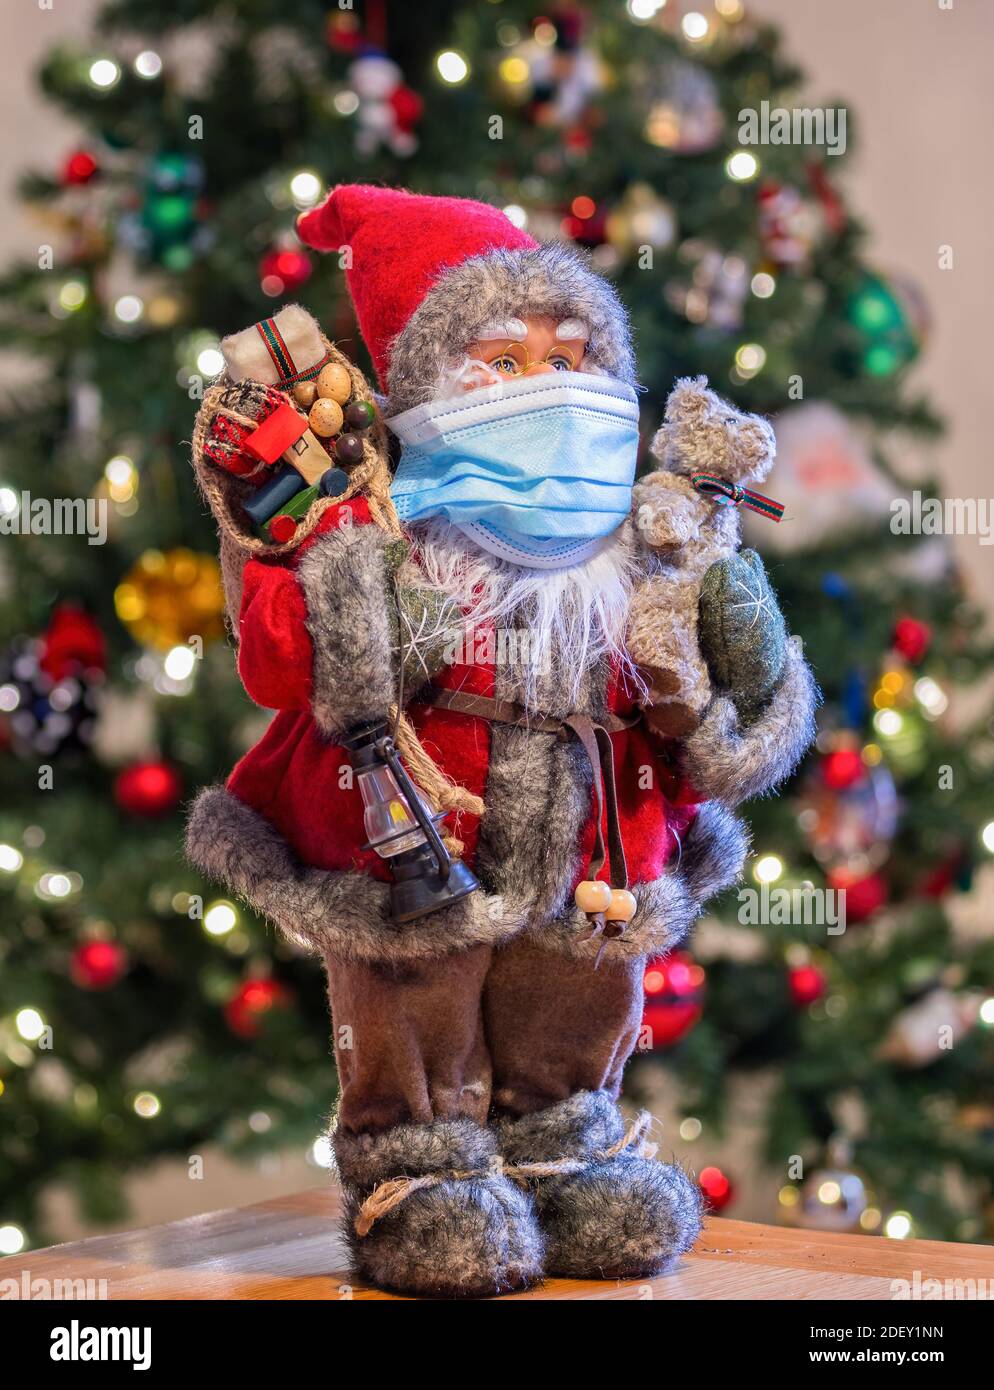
(496, 1090, 702, 1279)
(335, 1119, 544, 1299)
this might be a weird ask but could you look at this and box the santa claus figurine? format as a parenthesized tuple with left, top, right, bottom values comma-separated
(187, 186, 817, 1298)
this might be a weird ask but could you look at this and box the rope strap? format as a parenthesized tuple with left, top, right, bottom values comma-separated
(353, 1111, 656, 1237)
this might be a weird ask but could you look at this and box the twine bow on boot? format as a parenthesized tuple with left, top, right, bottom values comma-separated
(353, 1110, 658, 1237)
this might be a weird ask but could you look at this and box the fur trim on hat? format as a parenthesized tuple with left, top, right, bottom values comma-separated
(386, 242, 636, 415)
(185, 784, 526, 964)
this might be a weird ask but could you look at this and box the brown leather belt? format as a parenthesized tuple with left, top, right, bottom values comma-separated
(421, 685, 639, 891)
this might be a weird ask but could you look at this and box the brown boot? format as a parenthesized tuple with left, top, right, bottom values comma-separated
(335, 1119, 544, 1299)
(497, 1090, 702, 1279)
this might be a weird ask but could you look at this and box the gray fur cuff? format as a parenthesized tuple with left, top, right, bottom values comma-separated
(335, 1117, 497, 1188)
(185, 785, 525, 964)
(681, 637, 819, 807)
(296, 521, 397, 738)
(497, 1090, 625, 1163)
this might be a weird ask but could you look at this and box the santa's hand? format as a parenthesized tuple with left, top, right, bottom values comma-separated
(697, 550, 788, 723)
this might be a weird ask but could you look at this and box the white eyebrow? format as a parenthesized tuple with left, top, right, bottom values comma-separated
(557, 318, 590, 340)
(476, 318, 528, 341)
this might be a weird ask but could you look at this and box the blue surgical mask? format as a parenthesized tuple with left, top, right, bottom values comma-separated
(386, 372, 640, 570)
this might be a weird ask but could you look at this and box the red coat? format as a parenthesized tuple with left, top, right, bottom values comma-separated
(227, 497, 699, 892)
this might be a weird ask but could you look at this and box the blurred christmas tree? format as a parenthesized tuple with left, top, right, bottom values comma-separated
(2, 0, 993, 1253)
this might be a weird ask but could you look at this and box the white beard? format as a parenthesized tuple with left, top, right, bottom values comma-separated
(407, 517, 644, 713)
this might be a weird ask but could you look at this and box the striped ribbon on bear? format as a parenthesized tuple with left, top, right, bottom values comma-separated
(691, 471, 785, 522)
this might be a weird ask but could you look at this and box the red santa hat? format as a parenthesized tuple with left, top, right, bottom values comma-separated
(297, 184, 635, 413)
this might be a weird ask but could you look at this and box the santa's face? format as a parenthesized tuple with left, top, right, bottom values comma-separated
(457, 315, 591, 392)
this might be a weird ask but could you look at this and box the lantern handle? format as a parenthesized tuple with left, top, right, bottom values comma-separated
(375, 734, 452, 883)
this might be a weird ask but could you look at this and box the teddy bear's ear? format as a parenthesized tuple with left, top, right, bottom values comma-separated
(664, 375, 712, 424)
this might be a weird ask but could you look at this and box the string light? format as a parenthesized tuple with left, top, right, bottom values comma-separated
(133, 1091, 161, 1118)
(884, 1211, 912, 1240)
(726, 151, 760, 181)
(310, 1135, 335, 1168)
(333, 90, 359, 115)
(874, 708, 903, 737)
(204, 901, 238, 937)
(436, 51, 469, 84)
(88, 58, 121, 89)
(716, 0, 745, 18)
(104, 455, 137, 503)
(628, 0, 664, 20)
(534, 21, 558, 46)
(754, 854, 784, 884)
(778, 1185, 800, 1208)
(0, 844, 23, 872)
(681, 12, 710, 42)
(503, 204, 527, 229)
(134, 51, 162, 79)
(751, 272, 776, 298)
(58, 281, 87, 313)
(499, 57, 529, 85)
(164, 645, 196, 681)
(679, 1117, 702, 1141)
(15, 1008, 46, 1042)
(196, 345, 224, 377)
(735, 342, 767, 377)
(914, 676, 948, 717)
(289, 170, 322, 209)
(982, 822, 994, 854)
(978, 998, 994, 1026)
(114, 294, 144, 324)
(0, 1225, 25, 1256)
(860, 1207, 882, 1231)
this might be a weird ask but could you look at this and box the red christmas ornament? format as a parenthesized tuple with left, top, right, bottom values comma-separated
(71, 939, 127, 990)
(62, 150, 99, 186)
(389, 85, 424, 136)
(225, 977, 292, 1039)
(642, 951, 706, 1049)
(788, 963, 826, 1007)
(699, 1165, 735, 1212)
(39, 603, 106, 681)
(821, 746, 865, 791)
(114, 759, 182, 818)
(893, 616, 931, 665)
(259, 247, 313, 298)
(826, 866, 888, 923)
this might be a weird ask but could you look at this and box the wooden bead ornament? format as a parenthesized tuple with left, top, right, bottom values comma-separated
(308, 398, 345, 438)
(316, 362, 353, 405)
(334, 432, 365, 466)
(606, 889, 637, 924)
(292, 380, 318, 409)
(574, 879, 612, 914)
(345, 399, 376, 432)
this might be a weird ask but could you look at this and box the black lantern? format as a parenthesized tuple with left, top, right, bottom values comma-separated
(342, 720, 479, 922)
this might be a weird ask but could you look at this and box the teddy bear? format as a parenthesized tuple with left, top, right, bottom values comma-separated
(627, 375, 789, 738)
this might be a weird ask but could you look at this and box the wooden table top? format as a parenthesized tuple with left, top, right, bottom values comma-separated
(13, 1185, 994, 1300)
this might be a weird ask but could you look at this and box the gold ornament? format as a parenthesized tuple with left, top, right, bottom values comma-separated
(115, 548, 225, 650)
